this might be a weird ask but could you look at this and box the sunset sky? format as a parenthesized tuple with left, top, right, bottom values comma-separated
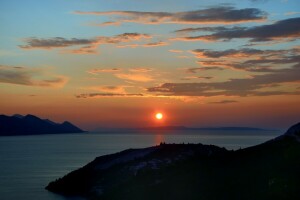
(0, 0, 299, 130)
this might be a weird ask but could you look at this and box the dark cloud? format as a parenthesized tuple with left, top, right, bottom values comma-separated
(19, 33, 152, 54)
(0, 65, 68, 87)
(19, 37, 93, 49)
(192, 47, 300, 72)
(174, 17, 300, 42)
(174, 26, 244, 33)
(75, 93, 144, 98)
(181, 76, 213, 80)
(209, 100, 238, 104)
(74, 6, 267, 24)
(186, 67, 224, 73)
(192, 48, 266, 58)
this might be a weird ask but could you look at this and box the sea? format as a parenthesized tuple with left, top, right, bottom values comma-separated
(0, 129, 282, 200)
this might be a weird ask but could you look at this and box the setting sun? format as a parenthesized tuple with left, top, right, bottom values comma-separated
(155, 113, 163, 120)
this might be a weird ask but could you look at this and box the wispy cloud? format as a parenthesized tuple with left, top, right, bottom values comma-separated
(87, 68, 121, 75)
(91, 21, 121, 26)
(74, 6, 267, 25)
(75, 93, 144, 98)
(0, 65, 68, 88)
(209, 100, 238, 104)
(173, 17, 300, 43)
(84, 85, 128, 94)
(129, 67, 152, 73)
(169, 49, 184, 53)
(87, 67, 155, 82)
(192, 47, 300, 72)
(114, 73, 154, 82)
(181, 76, 213, 80)
(117, 41, 169, 48)
(19, 33, 152, 54)
(186, 67, 225, 73)
(174, 26, 241, 33)
(191, 48, 267, 58)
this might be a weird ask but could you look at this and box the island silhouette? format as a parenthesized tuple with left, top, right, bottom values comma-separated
(0, 114, 84, 136)
(46, 122, 300, 200)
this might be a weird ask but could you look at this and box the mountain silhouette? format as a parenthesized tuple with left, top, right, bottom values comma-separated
(0, 114, 84, 136)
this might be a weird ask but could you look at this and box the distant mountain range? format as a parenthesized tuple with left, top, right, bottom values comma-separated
(138, 126, 267, 131)
(94, 125, 270, 133)
(0, 114, 84, 136)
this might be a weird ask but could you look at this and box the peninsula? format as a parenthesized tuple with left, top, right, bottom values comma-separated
(46, 122, 300, 200)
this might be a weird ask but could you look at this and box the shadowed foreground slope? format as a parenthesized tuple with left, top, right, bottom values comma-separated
(46, 123, 300, 200)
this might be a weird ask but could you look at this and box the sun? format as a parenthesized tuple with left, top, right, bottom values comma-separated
(155, 112, 163, 120)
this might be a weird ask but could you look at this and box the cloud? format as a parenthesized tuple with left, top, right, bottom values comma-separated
(173, 17, 300, 42)
(0, 65, 68, 88)
(142, 41, 169, 47)
(129, 67, 152, 73)
(74, 6, 267, 25)
(84, 85, 128, 94)
(62, 45, 98, 54)
(19, 37, 93, 49)
(87, 68, 121, 75)
(285, 11, 300, 16)
(191, 48, 268, 58)
(147, 63, 300, 97)
(209, 100, 238, 104)
(192, 47, 300, 72)
(87, 67, 155, 82)
(169, 49, 184, 53)
(19, 33, 152, 54)
(181, 76, 213, 80)
(117, 41, 169, 48)
(186, 67, 224, 73)
(174, 26, 241, 33)
(75, 93, 143, 98)
(116, 44, 139, 48)
(92, 21, 122, 26)
(114, 73, 153, 82)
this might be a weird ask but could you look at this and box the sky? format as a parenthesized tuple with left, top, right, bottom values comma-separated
(0, 0, 299, 130)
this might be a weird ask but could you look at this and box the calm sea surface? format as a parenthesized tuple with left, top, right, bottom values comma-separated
(0, 130, 282, 200)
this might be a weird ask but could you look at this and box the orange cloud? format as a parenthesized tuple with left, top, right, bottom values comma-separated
(91, 21, 121, 26)
(117, 41, 168, 48)
(129, 68, 152, 73)
(169, 49, 184, 53)
(114, 73, 154, 82)
(87, 68, 121, 75)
